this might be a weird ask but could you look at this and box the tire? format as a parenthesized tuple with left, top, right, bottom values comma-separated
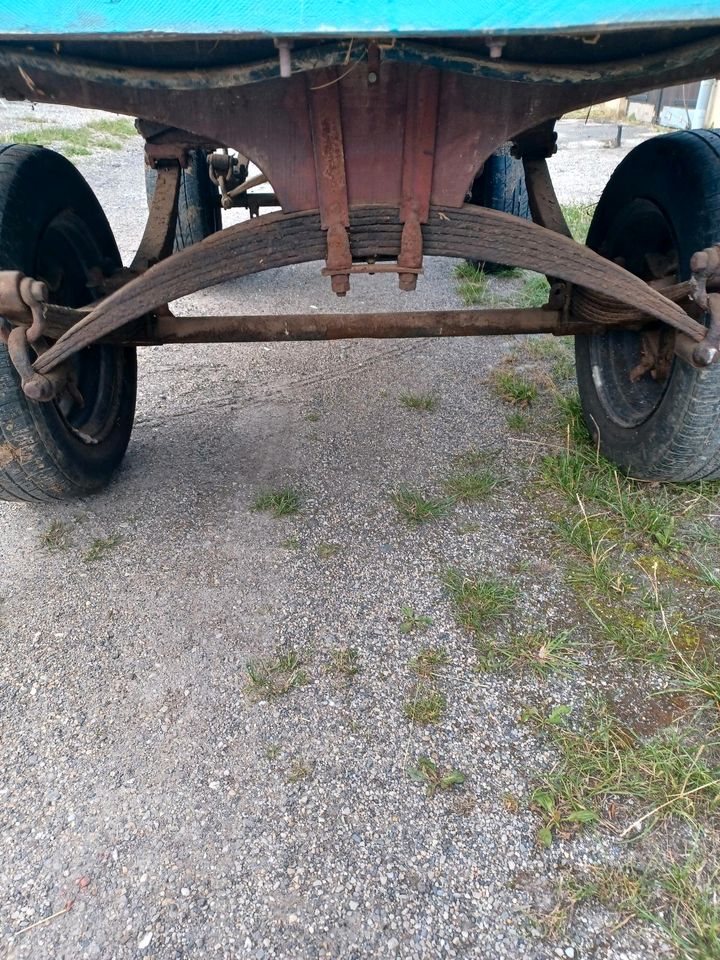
(574, 129, 720, 482)
(0, 145, 136, 502)
(145, 148, 221, 250)
(466, 143, 530, 272)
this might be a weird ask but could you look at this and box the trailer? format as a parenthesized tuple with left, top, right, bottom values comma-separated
(1, 4, 720, 500)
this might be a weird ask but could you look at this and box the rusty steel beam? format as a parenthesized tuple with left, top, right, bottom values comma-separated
(132, 308, 642, 344)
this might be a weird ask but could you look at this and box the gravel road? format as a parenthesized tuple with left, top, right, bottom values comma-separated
(0, 110, 672, 960)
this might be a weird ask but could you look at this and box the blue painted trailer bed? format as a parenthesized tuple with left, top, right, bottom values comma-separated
(1, 0, 720, 37)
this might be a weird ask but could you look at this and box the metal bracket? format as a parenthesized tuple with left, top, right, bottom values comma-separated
(131, 161, 182, 272)
(398, 68, 440, 291)
(307, 69, 352, 296)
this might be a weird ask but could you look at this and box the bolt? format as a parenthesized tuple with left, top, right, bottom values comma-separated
(693, 343, 717, 366)
(488, 40, 505, 59)
(367, 71, 378, 84)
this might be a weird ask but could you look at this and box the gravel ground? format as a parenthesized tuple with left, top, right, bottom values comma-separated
(0, 110, 681, 959)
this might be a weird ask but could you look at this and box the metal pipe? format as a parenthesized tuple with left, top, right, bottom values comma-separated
(140, 308, 635, 344)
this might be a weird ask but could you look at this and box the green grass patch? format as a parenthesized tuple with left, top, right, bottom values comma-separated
(252, 487, 301, 517)
(443, 467, 501, 501)
(246, 650, 307, 699)
(83, 533, 123, 563)
(391, 489, 452, 525)
(526, 699, 720, 847)
(443, 568, 519, 635)
(40, 519, 72, 551)
(453, 262, 492, 306)
(404, 684, 446, 724)
(491, 370, 538, 407)
(476, 630, 579, 678)
(327, 647, 361, 677)
(410, 647, 449, 678)
(10, 117, 136, 158)
(399, 391, 439, 412)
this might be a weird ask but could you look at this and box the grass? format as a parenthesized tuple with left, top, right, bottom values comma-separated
(543, 860, 720, 960)
(525, 698, 720, 846)
(328, 647, 361, 677)
(83, 533, 123, 563)
(10, 117, 137, 157)
(399, 392, 439, 412)
(40, 520, 72, 551)
(475, 630, 579, 678)
(506, 411, 530, 432)
(562, 203, 596, 244)
(400, 606, 433, 634)
(514, 273, 551, 308)
(443, 468, 501, 501)
(281, 535, 300, 550)
(453, 262, 491, 306)
(391, 489, 452, 525)
(404, 685, 446, 724)
(316, 542, 340, 559)
(305, 411, 321, 422)
(443, 568, 519, 635)
(252, 487, 301, 518)
(408, 756, 465, 797)
(246, 650, 307, 699)
(410, 647, 449, 678)
(490, 371, 538, 407)
(288, 759, 314, 783)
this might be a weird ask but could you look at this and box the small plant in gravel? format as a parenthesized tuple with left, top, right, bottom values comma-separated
(410, 647, 449, 678)
(443, 568, 519, 635)
(400, 606, 433, 634)
(265, 745, 281, 760)
(281, 535, 300, 550)
(316, 542, 340, 559)
(453, 262, 491, 306)
(40, 519, 72, 551)
(476, 631, 579, 678)
(246, 650, 307, 699)
(399, 391, 440, 412)
(506, 411, 530, 431)
(513, 272, 550, 309)
(83, 532, 123, 563)
(328, 647, 361, 678)
(288, 759, 314, 783)
(391, 489, 452, 525)
(404, 684, 446, 724)
(252, 487, 301, 517)
(491, 370, 538, 407)
(305, 411, 321, 422)
(443, 468, 501, 502)
(408, 756, 465, 797)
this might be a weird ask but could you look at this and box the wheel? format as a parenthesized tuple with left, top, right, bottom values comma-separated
(0, 145, 136, 502)
(145, 148, 221, 250)
(466, 143, 530, 272)
(574, 129, 720, 481)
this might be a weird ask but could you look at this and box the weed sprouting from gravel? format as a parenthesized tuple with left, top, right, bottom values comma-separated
(443, 468, 501, 501)
(541, 859, 720, 960)
(83, 533, 123, 563)
(252, 487, 301, 518)
(399, 392, 439, 412)
(408, 756, 465, 797)
(491, 371, 538, 407)
(400, 606, 433, 634)
(475, 631, 579, 678)
(316, 542, 340, 559)
(391, 489, 452, 525)
(246, 650, 307, 699)
(513, 273, 550, 309)
(328, 647, 361, 678)
(410, 647, 449, 679)
(525, 699, 720, 847)
(453, 262, 491, 306)
(281, 535, 300, 550)
(443, 569, 519, 634)
(404, 685, 446, 724)
(506, 411, 530, 432)
(40, 520, 72, 551)
(288, 759, 314, 783)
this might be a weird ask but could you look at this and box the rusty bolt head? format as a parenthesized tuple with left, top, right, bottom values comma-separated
(331, 274, 350, 296)
(23, 374, 55, 402)
(399, 274, 418, 292)
(691, 250, 709, 274)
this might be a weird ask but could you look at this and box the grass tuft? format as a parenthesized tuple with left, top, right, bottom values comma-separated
(443, 568, 519, 635)
(443, 468, 501, 501)
(399, 392, 439, 412)
(404, 685, 446, 724)
(391, 489, 452, 525)
(252, 487, 301, 517)
(246, 650, 307, 699)
(491, 370, 538, 407)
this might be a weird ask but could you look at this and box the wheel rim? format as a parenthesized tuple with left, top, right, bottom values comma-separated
(588, 198, 678, 429)
(35, 210, 122, 444)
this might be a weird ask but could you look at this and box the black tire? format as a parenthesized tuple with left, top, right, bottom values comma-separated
(466, 143, 530, 272)
(145, 149, 221, 250)
(0, 145, 136, 502)
(574, 129, 720, 481)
